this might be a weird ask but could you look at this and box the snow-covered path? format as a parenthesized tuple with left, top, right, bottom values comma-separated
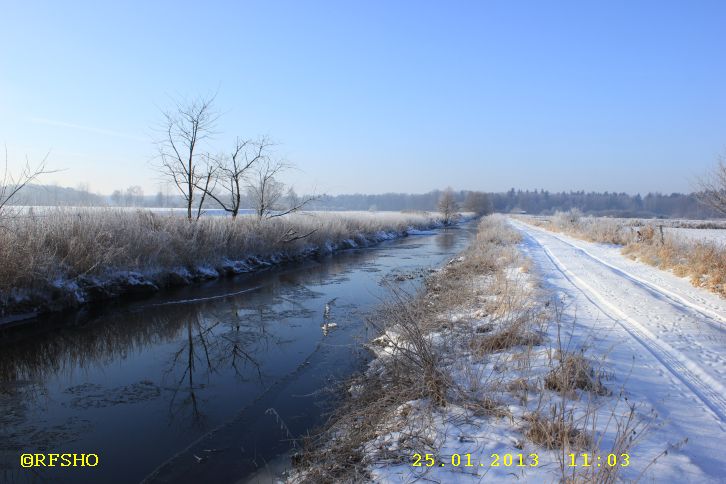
(511, 219, 726, 482)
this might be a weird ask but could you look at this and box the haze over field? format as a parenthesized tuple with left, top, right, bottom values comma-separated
(2, 1, 726, 196)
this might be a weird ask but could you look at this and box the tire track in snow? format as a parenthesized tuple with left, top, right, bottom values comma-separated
(516, 221, 726, 332)
(513, 223, 726, 423)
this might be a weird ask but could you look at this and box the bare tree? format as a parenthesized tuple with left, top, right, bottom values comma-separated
(0, 148, 53, 217)
(437, 187, 459, 225)
(463, 191, 492, 216)
(156, 95, 218, 220)
(76, 182, 91, 206)
(197, 137, 271, 218)
(125, 185, 144, 207)
(696, 154, 726, 216)
(247, 158, 315, 220)
(193, 154, 218, 219)
(110, 189, 123, 206)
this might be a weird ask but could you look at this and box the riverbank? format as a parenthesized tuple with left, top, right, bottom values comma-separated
(0, 209, 460, 322)
(290, 215, 663, 482)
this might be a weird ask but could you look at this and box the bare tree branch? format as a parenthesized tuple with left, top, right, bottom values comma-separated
(696, 154, 726, 216)
(198, 136, 272, 218)
(0, 147, 55, 217)
(194, 155, 217, 220)
(278, 227, 318, 244)
(247, 158, 317, 219)
(267, 187, 318, 218)
(155, 95, 218, 220)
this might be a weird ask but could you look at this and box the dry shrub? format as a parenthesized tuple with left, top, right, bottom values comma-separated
(292, 288, 450, 483)
(293, 375, 398, 482)
(545, 351, 609, 396)
(523, 210, 634, 246)
(462, 397, 511, 419)
(624, 237, 726, 297)
(470, 320, 541, 355)
(507, 377, 532, 393)
(671, 264, 690, 277)
(524, 406, 591, 450)
(638, 225, 655, 243)
(374, 290, 451, 407)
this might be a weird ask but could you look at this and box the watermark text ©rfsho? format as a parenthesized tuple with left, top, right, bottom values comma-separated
(20, 453, 99, 468)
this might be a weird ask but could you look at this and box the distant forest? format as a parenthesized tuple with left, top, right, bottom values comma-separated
(305, 189, 721, 219)
(8, 184, 723, 219)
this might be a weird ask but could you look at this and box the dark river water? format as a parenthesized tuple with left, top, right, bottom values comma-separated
(0, 224, 476, 484)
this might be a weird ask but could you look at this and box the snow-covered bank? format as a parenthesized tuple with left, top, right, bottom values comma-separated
(290, 215, 682, 483)
(0, 210, 470, 323)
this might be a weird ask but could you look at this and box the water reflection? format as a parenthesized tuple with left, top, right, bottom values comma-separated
(163, 310, 268, 425)
(0, 309, 180, 384)
(435, 227, 457, 251)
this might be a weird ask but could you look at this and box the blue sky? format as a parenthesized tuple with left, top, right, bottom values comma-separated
(1, 0, 725, 195)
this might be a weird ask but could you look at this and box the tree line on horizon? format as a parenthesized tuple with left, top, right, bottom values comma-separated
(5, 183, 723, 219)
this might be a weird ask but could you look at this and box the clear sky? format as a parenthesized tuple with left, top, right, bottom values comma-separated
(1, 0, 725, 196)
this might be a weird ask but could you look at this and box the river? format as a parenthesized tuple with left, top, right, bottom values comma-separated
(0, 223, 476, 483)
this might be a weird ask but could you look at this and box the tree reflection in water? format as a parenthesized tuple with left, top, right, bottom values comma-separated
(0, 296, 281, 431)
(163, 306, 275, 425)
(435, 227, 457, 251)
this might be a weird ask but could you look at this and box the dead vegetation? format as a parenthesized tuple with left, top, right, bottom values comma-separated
(545, 350, 609, 396)
(469, 319, 541, 354)
(524, 405, 592, 450)
(0, 209, 445, 314)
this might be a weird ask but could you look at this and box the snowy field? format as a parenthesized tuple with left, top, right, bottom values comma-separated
(665, 227, 726, 246)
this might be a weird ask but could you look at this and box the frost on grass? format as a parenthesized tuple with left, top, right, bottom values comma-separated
(0, 209, 454, 318)
(290, 215, 660, 483)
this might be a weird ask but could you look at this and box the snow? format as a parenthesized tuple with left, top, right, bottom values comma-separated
(509, 219, 726, 482)
(666, 227, 726, 246)
(368, 331, 405, 358)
